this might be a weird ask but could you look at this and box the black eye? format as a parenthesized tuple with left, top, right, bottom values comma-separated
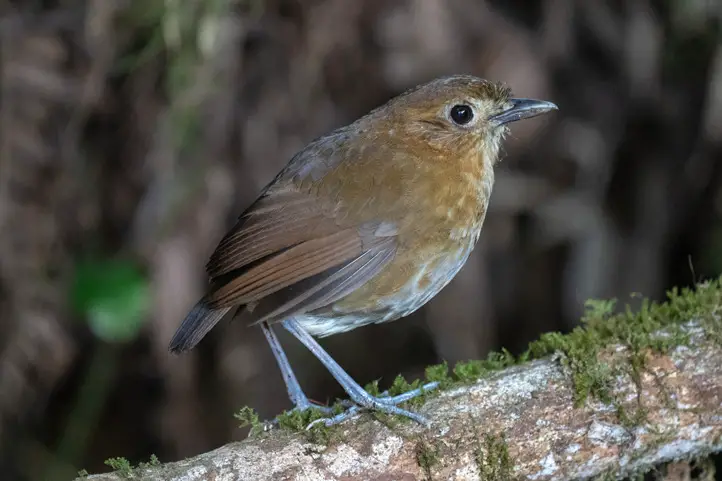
(450, 104, 474, 125)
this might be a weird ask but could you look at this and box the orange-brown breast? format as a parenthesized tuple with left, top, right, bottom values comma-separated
(292, 123, 495, 336)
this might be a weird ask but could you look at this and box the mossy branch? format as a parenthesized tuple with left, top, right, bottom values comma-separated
(81, 281, 722, 480)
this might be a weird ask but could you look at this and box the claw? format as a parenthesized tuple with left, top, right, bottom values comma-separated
(304, 381, 439, 429)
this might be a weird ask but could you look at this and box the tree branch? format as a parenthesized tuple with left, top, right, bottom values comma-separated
(83, 321, 722, 480)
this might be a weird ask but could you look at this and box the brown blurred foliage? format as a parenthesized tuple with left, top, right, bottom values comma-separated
(0, 0, 720, 479)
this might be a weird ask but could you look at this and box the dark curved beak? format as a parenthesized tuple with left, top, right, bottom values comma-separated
(489, 98, 558, 125)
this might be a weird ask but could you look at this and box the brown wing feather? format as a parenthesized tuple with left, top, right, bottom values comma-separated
(206, 189, 341, 279)
(247, 237, 396, 325)
(206, 228, 363, 308)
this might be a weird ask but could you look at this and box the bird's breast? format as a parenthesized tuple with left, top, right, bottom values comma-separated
(293, 139, 495, 337)
(296, 167, 493, 337)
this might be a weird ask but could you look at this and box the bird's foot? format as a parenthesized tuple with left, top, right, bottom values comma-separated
(306, 381, 439, 429)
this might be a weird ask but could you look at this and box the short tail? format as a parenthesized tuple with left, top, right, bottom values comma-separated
(168, 298, 232, 353)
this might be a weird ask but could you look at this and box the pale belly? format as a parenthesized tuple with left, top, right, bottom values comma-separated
(295, 241, 476, 338)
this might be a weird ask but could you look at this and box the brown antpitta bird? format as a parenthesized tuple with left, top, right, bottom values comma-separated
(169, 75, 557, 426)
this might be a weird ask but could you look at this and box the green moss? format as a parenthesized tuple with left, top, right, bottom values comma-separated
(425, 361, 451, 387)
(615, 400, 648, 429)
(304, 425, 335, 445)
(364, 379, 382, 396)
(529, 281, 720, 400)
(275, 406, 342, 444)
(388, 374, 434, 408)
(474, 433, 513, 481)
(104, 457, 133, 478)
(389, 374, 420, 396)
(453, 349, 516, 384)
(415, 438, 440, 480)
(139, 454, 161, 468)
(454, 277, 721, 430)
(234, 406, 264, 437)
(276, 408, 321, 431)
(77, 469, 89, 478)
(101, 455, 161, 479)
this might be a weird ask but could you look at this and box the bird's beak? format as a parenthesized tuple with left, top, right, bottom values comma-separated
(489, 98, 558, 125)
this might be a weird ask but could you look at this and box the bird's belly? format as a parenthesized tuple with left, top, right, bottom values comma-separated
(295, 241, 475, 337)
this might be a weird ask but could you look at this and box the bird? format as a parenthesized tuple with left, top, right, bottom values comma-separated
(168, 74, 557, 427)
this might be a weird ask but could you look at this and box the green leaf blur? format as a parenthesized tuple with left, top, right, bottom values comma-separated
(71, 258, 150, 343)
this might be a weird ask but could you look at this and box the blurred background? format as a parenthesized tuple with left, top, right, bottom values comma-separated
(0, 0, 721, 479)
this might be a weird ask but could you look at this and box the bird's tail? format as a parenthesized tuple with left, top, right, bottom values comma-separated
(168, 298, 232, 353)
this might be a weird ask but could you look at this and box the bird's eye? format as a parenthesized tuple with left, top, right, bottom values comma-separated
(449, 104, 474, 125)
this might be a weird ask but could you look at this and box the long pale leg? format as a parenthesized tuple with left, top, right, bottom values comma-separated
(261, 322, 330, 413)
(282, 319, 438, 427)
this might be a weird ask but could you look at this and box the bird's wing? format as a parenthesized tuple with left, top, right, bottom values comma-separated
(205, 185, 348, 280)
(204, 183, 396, 315)
(168, 179, 397, 352)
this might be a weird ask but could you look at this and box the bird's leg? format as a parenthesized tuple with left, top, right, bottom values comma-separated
(282, 319, 438, 427)
(261, 322, 331, 414)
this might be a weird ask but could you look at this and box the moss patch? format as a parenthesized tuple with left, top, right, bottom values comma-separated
(276, 404, 346, 444)
(102, 455, 161, 479)
(474, 432, 513, 481)
(452, 349, 517, 384)
(415, 437, 441, 480)
(234, 406, 264, 437)
(524, 279, 721, 423)
(103, 457, 133, 478)
(140, 454, 161, 469)
(424, 361, 452, 387)
(437, 277, 717, 418)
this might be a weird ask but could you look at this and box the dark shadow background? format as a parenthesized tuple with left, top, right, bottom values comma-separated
(0, 0, 721, 479)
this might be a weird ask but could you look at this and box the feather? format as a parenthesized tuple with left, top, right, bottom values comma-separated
(206, 228, 364, 307)
(247, 237, 396, 324)
(206, 190, 340, 279)
(168, 300, 232, 353)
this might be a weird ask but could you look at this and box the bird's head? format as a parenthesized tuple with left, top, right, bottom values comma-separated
(379, 75, 557, 166)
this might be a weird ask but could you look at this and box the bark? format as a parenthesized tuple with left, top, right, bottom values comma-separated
(83, 322, 722, 480)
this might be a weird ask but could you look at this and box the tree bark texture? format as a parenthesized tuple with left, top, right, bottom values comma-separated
(84, 322, 722, 480)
